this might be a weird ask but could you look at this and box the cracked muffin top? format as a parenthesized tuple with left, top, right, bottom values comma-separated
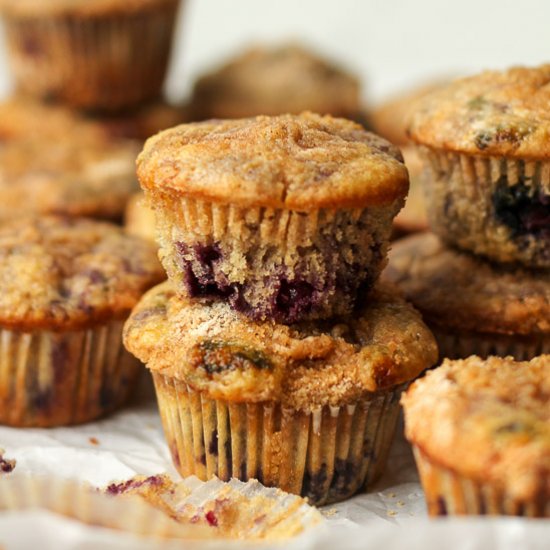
(383, 233, 550, 335)
(189, 43, 360, 120)
(0, 0, 178, 17)
(402, 355, 550, 501)
(137, 113, 409, 210)
(0, 216, 164, 331)
(408, 65, 550, 158)
(124, 281, 437, 411)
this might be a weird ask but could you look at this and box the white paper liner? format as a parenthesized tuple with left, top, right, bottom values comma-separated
(0, 473, 323, 541)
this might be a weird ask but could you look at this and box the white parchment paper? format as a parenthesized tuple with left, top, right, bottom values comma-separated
(0, 377, 548, 549)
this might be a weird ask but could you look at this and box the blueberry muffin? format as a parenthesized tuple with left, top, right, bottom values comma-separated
(189, 44, 362, 121)
(137, 113, 409, 323)
(383, 233, 549, 360)
(124, 281, 437, 505)
(125, 193, 157, 242)
(0, 0, 181, 111)
(0, 216, 164, 427)
(392, 146, 429, 237)
(402, 355, 550, 517)
(0, 100, 139, 222)
(408, 65, 550, 268)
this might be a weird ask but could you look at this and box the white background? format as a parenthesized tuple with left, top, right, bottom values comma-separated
(0, 0, 549, 105)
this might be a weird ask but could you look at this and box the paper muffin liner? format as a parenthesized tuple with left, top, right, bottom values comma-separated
(0, 320, 141, 427)
(2, 1, 181, 111)
(150, 194, 399, 323)
(412, 447, 549, 518)
(431, 325, 549, 362)
(419, 148, 550, 268)
(0, 474, 323, 540)
(152, 373, 403, 506)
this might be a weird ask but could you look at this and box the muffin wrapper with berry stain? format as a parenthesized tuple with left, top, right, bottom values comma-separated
(2, 1, 181, 112)
(418, 148, 550, 268)
(0, 320, 140, 427)
(150, 195, 401, 324)
(153, 373, 404, 506)
(412, 447, 549, 517)
(431, 325, 550, 362)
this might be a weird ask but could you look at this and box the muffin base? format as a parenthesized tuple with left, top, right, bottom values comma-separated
(432, 325, 549, 362)
(153, 373, 403, 505)
(151, 196, 401, 323)
(413, 447, 549, 517)
(420, 148, 550, 268)
(0, 320, 140, 427)
(3, 1, 180, 111)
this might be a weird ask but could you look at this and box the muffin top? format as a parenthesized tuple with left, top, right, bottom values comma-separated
(124, 281, 438, 411)
(0, 0, 177, 17)
(137, 113, 409, 210)
(0, 100, 139, 222)
(383, 233, 550, 335)
(408, 65, 550, 158)
(402, 355, 550, 501)
(189, 44, 360, 120)
(0, 216, 164, 331)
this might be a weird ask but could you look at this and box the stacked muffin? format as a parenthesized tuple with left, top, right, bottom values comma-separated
(123, 113, 438, 505)
(384, 65, 550, 361)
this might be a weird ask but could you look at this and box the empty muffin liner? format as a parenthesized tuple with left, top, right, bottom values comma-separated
(3, 1, 181, 111)
(0, 474, 323, 540)
(412, 447, 549, 518)
(419, 148, 550, 268)
(149, 194, 400, 322)
(431, 325, 549, 362)
(153, 373, 403, 506)
(0, 320, 140, 427)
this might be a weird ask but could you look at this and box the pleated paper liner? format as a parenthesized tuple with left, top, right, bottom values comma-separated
(431, 325, 550, 362)
(419, 147, 549, 268)
(2, 1, 181, 111)
(153, 373, 403, 505)
(0, 320, 141, 427)
(412, 447, 550, 518)
(0, 474, 322, 541)
(151, 194, 398, 322)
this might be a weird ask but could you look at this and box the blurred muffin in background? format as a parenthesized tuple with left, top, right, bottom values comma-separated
(0, 0, 182, 112)
(125, 193, 157, 242)
(189, 43, 364, 122)
(370, 80, 450, 238)
(0, 99, 140, 222)
(392, 146, 429, 237)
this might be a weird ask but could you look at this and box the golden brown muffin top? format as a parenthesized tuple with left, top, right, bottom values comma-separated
(0, 216, 164, 331)
(383, 233, 550, 336)
(137, 113, 409, 210)
(124, 281, 437, 411)
(0, 0, 178, 17)
(408, 65, 550, 158)
(189, 44, 360, 120)
(402, 355, 550, 501)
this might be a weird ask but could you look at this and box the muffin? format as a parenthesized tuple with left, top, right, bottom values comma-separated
(383, 233, 549, 360)
(402, 355, 550, 517)
(0, 0, 181, 112)
(137, 113, 409, 323)
(189, 44, 362, 121)
(392, 146, 429, 237)
(125, 193, 157, 242)
(408, 65, 550, 268)
(123, 281, 438, 505)
(0, 100, 140, 222)
(0, 216, 164, 427)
